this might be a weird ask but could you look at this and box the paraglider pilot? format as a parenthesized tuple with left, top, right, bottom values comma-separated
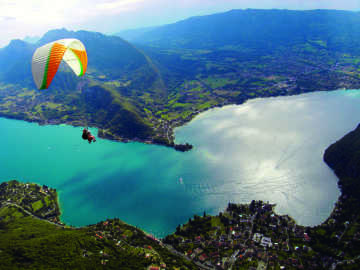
(82, 128, 96, 144)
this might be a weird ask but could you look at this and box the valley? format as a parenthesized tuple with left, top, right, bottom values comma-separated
(1, 10, 360, 149)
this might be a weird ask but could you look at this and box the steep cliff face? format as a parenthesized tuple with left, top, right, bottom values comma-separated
(324, 123, 360, 202)
(306, 125, 360, 262)
(324, 123, 360, 179)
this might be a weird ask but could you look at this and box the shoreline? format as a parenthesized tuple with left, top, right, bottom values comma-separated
(1, 122, 359, 268)
(7, 157, 343, 235)
(0, 89, 358, 231)
(1, 88, 356, 153)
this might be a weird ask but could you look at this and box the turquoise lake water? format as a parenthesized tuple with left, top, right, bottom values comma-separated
(1, 90, 360, 237)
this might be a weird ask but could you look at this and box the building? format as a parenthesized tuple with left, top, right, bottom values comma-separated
(253, 233, 263, 243)
(260, 237, 272, 248)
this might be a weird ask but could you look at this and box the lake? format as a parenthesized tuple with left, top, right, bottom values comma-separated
(1, 89, 359, 237)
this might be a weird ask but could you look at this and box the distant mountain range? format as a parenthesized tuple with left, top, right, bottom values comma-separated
(1, 9, 360, 147)
(115, 26, 159, 42)
(23, 35, 40, 44)
(117, 9, 360, 53)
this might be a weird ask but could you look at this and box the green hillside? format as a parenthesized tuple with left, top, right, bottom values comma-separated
(117, 10, 360, 131)
(1, 10, 360, 149)
(0, 180, 197, 269)
(0, 29, 166, 142)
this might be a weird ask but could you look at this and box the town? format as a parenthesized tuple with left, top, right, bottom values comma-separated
(164, 201, 321, 269)
(164, 196, 360, 270)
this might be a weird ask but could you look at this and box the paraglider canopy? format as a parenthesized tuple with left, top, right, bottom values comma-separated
(31, 38, 87, 89)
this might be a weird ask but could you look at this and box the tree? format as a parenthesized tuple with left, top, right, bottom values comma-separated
(250, 200, 256, 213)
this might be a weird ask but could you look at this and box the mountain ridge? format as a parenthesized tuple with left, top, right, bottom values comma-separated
(118, 8, 360, 53)
(1, 10, 360, 150)
(0, 29, 163, 141)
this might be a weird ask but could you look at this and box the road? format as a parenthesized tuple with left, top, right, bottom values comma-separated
(164, 243, 215, 270)
(1, 202, 64, 228)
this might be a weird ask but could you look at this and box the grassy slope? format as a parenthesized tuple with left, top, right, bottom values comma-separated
(0, 209, 197, 269)
(0, 181, 197, 270)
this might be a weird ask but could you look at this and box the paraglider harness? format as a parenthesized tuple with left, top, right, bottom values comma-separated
(82, 128, 96, 143)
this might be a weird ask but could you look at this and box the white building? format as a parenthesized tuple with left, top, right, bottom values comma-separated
(260, 237, 272, 248)
(252, 233, 263, 243)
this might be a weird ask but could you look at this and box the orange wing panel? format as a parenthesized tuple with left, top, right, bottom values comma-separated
(46, 43, 67, 89)
(71, 48, 88, 75)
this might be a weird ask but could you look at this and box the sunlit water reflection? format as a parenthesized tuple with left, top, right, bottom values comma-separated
(0, 90, 359, 237)
(175, 90, 360, 227)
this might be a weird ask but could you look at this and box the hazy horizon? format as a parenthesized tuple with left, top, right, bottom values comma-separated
(0, 0, 360, 48)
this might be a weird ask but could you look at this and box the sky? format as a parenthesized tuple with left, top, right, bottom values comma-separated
(0, 0, 359, 48)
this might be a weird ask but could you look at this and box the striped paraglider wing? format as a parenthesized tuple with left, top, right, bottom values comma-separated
(31, 38, 87, 90)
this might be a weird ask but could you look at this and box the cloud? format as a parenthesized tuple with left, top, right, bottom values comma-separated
(0, 0, 155, 46)
(0, 16, 15, 21)
(0, 0, 141, 24)
(96, 0, 144, 12)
